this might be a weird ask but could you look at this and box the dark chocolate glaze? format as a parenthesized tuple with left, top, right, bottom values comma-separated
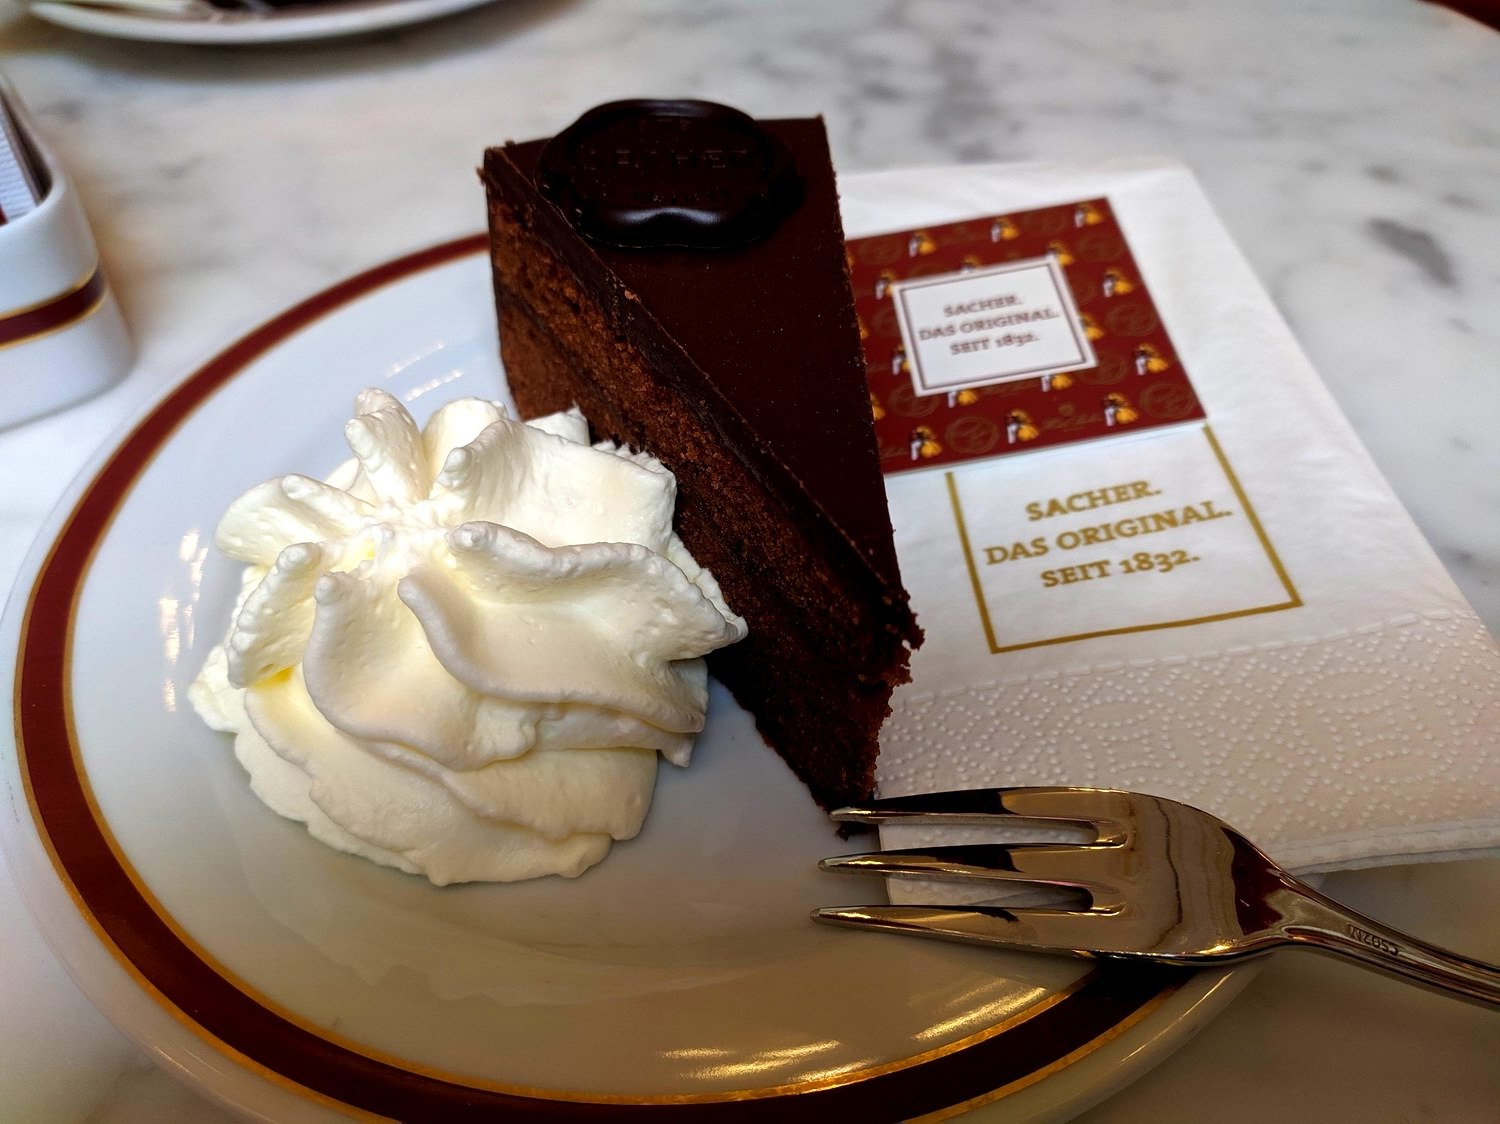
(536, 99, 803, 250)
(485, 118, 913, 618)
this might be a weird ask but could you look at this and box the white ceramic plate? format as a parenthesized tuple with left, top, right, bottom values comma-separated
(0, 236, 1250, 1122)
(25, 0, 502, 45)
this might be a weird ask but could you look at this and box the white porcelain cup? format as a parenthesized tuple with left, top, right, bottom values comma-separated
(0, 79, 133, 428)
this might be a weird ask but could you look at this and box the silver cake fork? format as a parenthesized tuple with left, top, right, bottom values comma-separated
(814, 787, 1500, 1007)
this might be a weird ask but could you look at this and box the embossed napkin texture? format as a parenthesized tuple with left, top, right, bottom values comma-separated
(839, 160, 1500, 884)
(0, 90, 43, 225)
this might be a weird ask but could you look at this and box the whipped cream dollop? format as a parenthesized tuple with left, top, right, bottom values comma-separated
(189, 389, 747, 884)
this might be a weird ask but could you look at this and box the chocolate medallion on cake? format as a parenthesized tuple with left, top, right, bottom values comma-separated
(535, 99, 804, 250)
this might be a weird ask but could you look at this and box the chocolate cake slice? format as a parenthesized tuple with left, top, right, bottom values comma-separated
(483, 100, 921, 810)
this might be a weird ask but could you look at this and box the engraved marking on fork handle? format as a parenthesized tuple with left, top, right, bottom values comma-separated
(1344, 923, 1399, 957)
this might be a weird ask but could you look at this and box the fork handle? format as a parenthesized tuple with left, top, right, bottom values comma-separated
(1280, 880, 1500, 1008)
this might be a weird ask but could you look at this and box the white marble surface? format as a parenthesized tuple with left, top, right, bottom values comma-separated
(0, 0, 1496, 1119)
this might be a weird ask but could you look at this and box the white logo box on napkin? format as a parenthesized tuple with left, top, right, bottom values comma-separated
(839, 159, 1500, 883)
(892, 254, 1096, 394)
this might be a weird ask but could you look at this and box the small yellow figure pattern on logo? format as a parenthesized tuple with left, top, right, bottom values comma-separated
(909, 425, 943, 460)
(990, 216, 1020, 242)
(1101, 267, 1134, 297)
(1006, 410, 1040, 443)
(908, 230, 937, 256)
(1102, 393, 1139, 426)
(1073, 201, 1104, 226)
(1134, 342, 1170, 374)
(890, 343, 910, 375)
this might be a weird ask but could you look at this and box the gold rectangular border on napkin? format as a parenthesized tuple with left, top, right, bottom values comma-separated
(948, 424, 1302, 654)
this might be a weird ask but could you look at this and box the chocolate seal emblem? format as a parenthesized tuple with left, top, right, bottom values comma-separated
(536, 99, 803, 250)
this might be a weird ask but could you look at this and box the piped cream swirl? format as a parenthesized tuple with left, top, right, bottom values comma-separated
(189, 389, 746, 884)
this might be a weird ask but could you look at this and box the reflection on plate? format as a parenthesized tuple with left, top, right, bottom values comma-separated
(0, 231, 1248, 1121)
(26, 0, 504, 45)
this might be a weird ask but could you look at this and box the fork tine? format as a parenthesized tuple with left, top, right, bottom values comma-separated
(819, 843, 1120, 893)
(833, 787, 1079, 823)
(831, 787, 1132, 841)
(811, 904, 1135, 956)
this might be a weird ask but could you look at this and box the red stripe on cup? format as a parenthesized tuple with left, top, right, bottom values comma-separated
(0, 268, 106, 348)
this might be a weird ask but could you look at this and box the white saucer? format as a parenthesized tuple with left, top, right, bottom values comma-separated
(0, 235, 1250, 1121)
(26, 0, 503, 45)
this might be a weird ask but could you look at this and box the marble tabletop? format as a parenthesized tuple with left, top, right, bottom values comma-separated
(0, 0, 1497, 1119)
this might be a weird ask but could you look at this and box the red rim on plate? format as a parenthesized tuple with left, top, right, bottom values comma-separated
(12, 235, 1185, 1121)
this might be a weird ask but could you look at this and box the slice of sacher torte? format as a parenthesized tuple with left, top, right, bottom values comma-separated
(483, 99, 921, 810)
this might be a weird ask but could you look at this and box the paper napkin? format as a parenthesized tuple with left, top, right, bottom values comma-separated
(0, 90, 43, 226)
(840, 160, 1500, 881)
